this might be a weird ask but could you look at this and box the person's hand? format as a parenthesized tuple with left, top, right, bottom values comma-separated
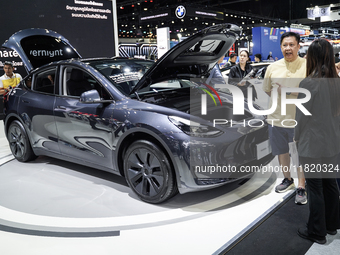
(1, 86, 12, 94)
(275, 82, 283, 95)
(237, 81, 246, 86)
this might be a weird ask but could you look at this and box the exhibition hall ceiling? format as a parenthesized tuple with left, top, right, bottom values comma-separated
(116, 0, 340, 39)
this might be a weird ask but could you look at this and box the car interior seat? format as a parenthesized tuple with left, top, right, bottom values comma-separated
(67, 69, 93, 96)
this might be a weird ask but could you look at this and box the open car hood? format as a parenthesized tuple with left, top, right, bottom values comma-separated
(2, 28, 81, 73)
(130, 23, 241, 94)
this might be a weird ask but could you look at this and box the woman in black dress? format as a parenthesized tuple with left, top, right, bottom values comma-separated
(296, 38, 340, 244)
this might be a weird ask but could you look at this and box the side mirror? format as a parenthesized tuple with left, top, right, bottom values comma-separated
(79, 89, 113, 104)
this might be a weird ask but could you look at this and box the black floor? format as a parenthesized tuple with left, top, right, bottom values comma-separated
(223, 193, 313, 255)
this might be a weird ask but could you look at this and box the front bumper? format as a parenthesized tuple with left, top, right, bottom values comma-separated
(162, 124, 275, 194)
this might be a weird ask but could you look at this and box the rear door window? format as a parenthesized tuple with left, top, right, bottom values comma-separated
(33, 68, 57, 95)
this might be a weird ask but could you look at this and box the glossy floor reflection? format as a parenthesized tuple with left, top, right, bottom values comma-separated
(0, 120, 316, 255)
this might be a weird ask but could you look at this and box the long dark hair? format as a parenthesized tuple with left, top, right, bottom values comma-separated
(239, 50, 249, 58)
(306, 38, 340, 116)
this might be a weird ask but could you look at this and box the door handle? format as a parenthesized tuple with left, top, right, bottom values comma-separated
(56, 106, 67, 110)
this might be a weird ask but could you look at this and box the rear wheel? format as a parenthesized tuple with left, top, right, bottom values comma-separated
(8, 120, 37, 162)
(124, 140, 177, 203)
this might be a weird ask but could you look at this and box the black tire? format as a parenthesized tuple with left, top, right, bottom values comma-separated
(124, 140, 177, 203)
(7, 120, 37, 162)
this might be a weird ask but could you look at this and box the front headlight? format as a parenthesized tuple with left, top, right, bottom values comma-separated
(169, 116, 223, 137)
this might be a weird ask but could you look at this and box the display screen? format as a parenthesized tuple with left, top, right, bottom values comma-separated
(0, 0, 115, 76)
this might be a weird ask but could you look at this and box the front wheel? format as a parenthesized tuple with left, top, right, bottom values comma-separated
(7, 120, 37, 162)
(124, 140, 177, 203)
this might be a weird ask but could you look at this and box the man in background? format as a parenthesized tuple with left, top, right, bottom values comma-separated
(263, 32, 307, 205)
(224, 53, 237, 68)
(0, 61, 22, 95)
(0, 61, 22, 120)
(254, 53, 262, 62)
(207, 55, 226, 87)
(267, 51, 274, 60)
(335, 52, 340, 63)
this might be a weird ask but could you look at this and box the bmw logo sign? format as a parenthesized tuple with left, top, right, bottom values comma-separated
(175, 5, 186, 19)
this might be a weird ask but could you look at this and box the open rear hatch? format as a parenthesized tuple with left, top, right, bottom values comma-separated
(2, 28, 81, 73)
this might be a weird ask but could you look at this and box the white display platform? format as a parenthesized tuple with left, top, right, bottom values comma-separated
(0, 121, 297, 255)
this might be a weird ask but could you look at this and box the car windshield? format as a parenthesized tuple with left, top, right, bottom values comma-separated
(87, 58, 219, 97)
(87, 58, 155, 95)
